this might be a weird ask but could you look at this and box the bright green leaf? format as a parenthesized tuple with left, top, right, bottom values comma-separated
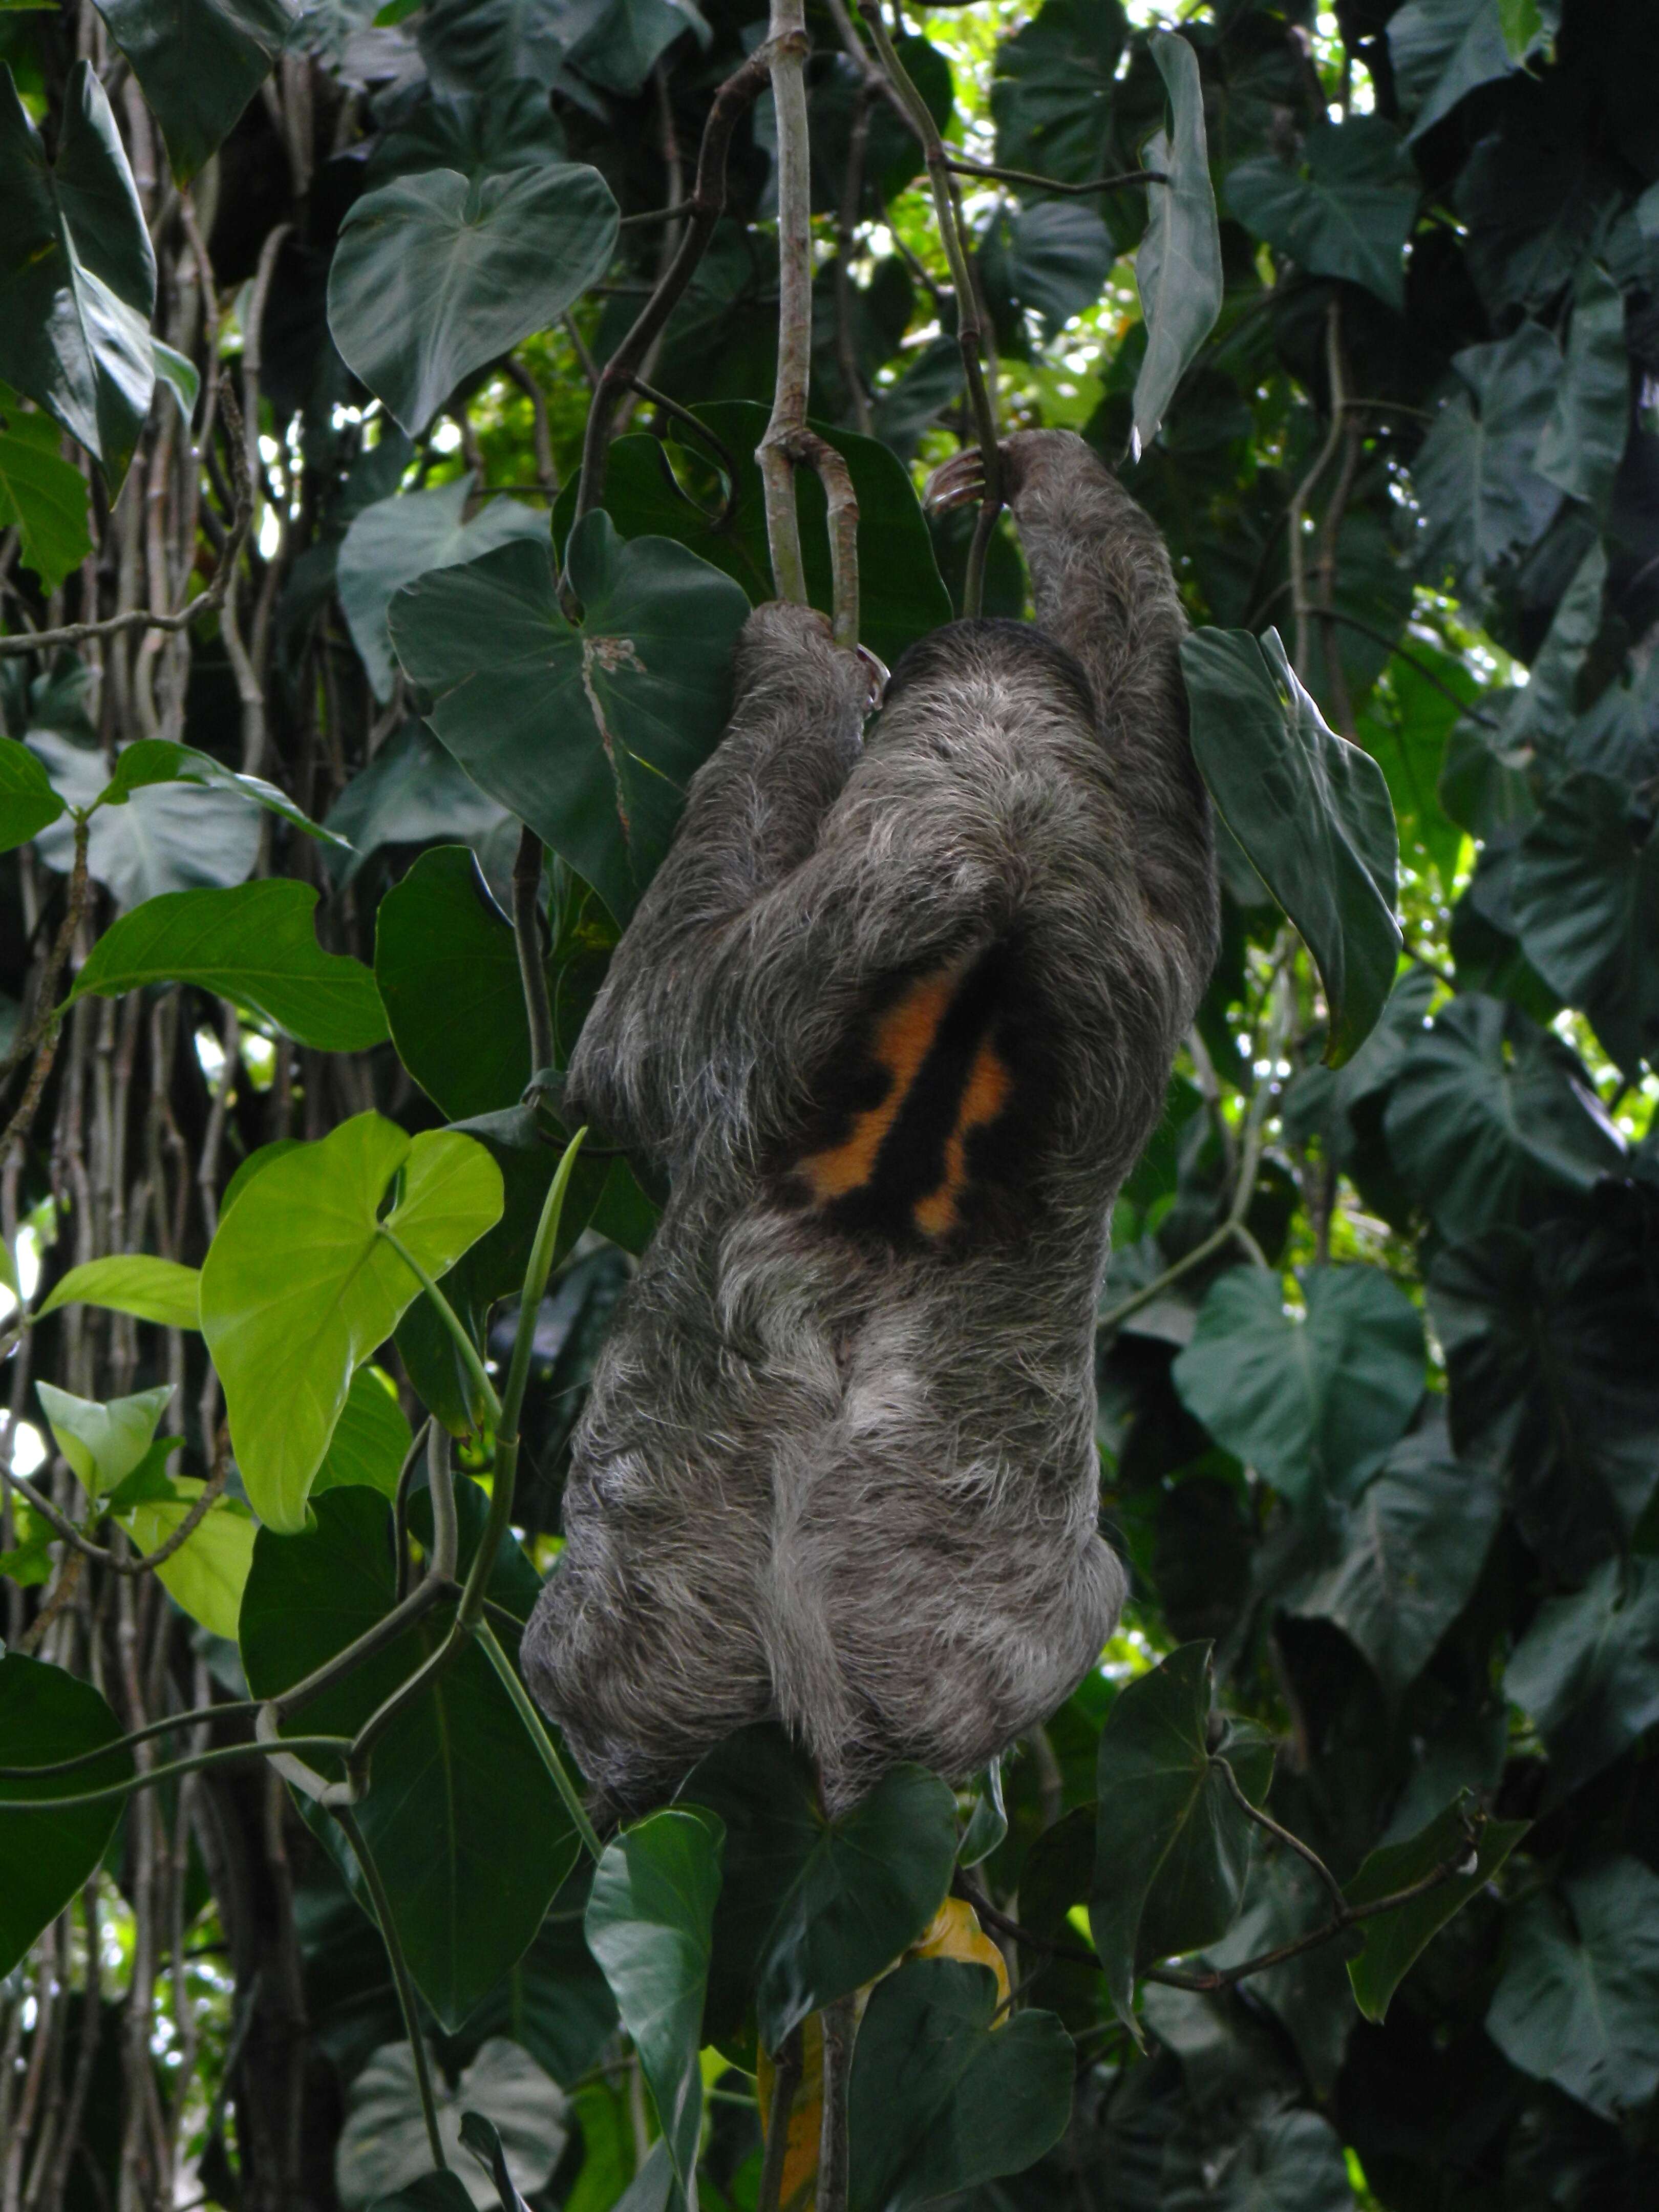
(97, 737, 351, 850)
(36, 1253, 201, 1329)
(1180, 626, 1401, 1065)
(390, 512, 751, 926)
(200, 1114, 503, 1530)
(35, 1378, 173, 1496)
(0, 734, 66, 852)
(119, 1481, 256, 1640)
(69, 881, 389, 1052)
(313, 1365, 412, 1499)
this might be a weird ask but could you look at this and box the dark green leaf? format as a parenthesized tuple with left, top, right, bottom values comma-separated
(367, 83, 567, 189)
(1089, 1643, 1273, 2030)
(1389, 0, 1543, 142)
(1511, 772, 1659, 1078)
(338, 476, 548, 702)
(69, 881, 389, 1052)
(1428, 1219, 1659, 1570)
(1180, 626, 1401, 1064)
(328, 163, 620, 437)
(584, 1808, 724, 2197)
(980, 200, 1114, 341)
(459, 2111, 530, 2212)
(1382, 993, 1625, 1239)
(417, 0, 569, 95)
(1412, 325, 1562, 597)
(991, 0, 1130, 189)
(1535, 262, 1628, 512)
(1503, 1557, 1659, 1799)
(1226, 117, 1419, 310)
(336, 2035, 567, 2207)
(390, 513, 750, 926)
(0, 60, 155, 484)
(94, 0, 297, 184)
(97, 736, 351, 849)
(1172, 1267, 1424, 1509)
(1133, 32, 1223, 458)
(324, 720, 512, 886)
(1345, 1796, 1526, 2023)
(1286, 1418, 1503, 1697)
(1502, 538, 1607, 771)
(0, 734, 65, 852)
(846, 1960, 1074, 2212)
(241, 1489, 579, 2028)
(1162, 2108, 1358, 2212)
(679, 1722, 958, 2053)
(1202, 1848, 1355, 2096)
(376, 847, 529, 1120)
(0, 1651, 134, 1976)
(0, 380, 93, 588)
(369, 2177, 476, 2212)
(1485, 1857, 1659, 2120)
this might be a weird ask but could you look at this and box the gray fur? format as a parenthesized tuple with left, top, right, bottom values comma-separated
(523, 431, 1217, 1815)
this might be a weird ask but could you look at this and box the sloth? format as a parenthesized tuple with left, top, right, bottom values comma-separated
(523, 429, 1217, 1815)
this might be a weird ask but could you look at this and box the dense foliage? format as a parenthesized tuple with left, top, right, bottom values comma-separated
(2, 3, 1657, 2210)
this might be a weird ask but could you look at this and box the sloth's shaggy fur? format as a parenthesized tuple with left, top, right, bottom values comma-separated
(523, 430, 1217, 1814)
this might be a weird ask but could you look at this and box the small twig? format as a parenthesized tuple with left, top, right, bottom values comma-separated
(786, 430, 860, 650)
(1, 1422, 230, 1576)
(1216, 1753, 1346, 1919)
(501, 356, 558, 494)
(512, 826, 556, 1077)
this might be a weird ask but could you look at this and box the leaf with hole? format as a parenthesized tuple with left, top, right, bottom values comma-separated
(69, 881, 388, 1052)
(200, 1113, 502, 1531)
(1180, 626, 1400, 1064)
(0, 1652, 134, 1977)
(0, 60, 154, 484)
(390, 512, 750, 926)
(327, 162, 619, 437)
(241, 1488, 579, 2027)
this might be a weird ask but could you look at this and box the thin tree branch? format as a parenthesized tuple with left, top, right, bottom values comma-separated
(946, 157, 1166, 196)
(1, 1423, 230, 1576)
(759, 0, 813, 606)
(512, 827, 556, 1077)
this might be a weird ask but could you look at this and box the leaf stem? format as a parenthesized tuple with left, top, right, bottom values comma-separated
(1215, 1752, 1347, 1918)
(0, 1736, 352, 1811)
(377, 1226, 502, 1429)
(512, 825, 556, 1079)
(475, 1618, 603, 1862)
(334, 1804, 448, 2172)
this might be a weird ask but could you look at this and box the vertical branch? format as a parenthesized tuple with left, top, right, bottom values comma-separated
(1289, 296, 1346, 683)
(815, 1995, 856, 2212)
(512, 827, 555, 1078)
(758, 0, 813, 607)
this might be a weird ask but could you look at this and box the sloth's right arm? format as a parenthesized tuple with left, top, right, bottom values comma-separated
(564, 603, 869, 1163)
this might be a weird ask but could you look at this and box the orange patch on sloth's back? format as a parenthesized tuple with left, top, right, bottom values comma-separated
(796, 967, 957, 1203)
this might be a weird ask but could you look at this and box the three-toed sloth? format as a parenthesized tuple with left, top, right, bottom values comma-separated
(524, 429, 1217, 1815)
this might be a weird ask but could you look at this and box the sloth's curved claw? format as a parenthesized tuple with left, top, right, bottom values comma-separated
(855, 644, 889, 711)
(923, 446, 990, 517)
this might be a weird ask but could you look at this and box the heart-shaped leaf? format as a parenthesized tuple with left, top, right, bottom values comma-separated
(584, 1807, 724, 2198)
(94, 0, 299, 184)
(242, 1488, 579, 2028)
(846, 1960, 1074, 2212)
(98, 737, 350, 849)
(1411, 325, 1562, 597)
(328, 162, 620, 436)
(1180, 625, 1401, 1063)
(390, 512, 751, 925)
(1485, 1856, 1659, 2120)
(1226, 116, 1419, 310)
(1089, 1642, 1274, 2031)
(338, 476, 549, 701)
(30, 733, 261, 907)
(69, 881, 388, 1052)
(335, 2036, 567, 2210)
(680, 1722, 958, 2052)
(0, 60, 155, 485)
(1132, 31, 1222, 458)
(200, 1113, 503, 1529)
(0, 1652, 134, 1977)
(1172, 1266, 1425, 1509)
(35, 1379, 174, 1496)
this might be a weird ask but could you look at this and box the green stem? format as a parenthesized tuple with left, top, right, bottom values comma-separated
(476, 1617, 603, 1862)
(378, 1226, 502, 1428)
(336, 1804, 448, 2172)
(0, 1735, 352, 1811)
(0, 1698, 263, 1778)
